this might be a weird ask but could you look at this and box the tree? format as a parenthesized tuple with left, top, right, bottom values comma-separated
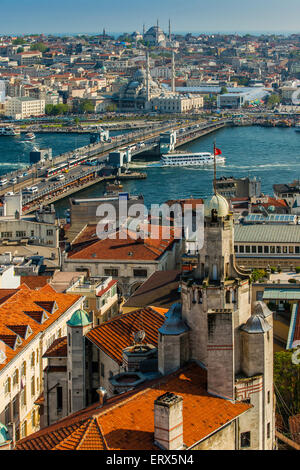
(274, 350, 300, 428)
(79, 99, 94, 114)
(13, 38, 26, 45)
(30, 42, 48, 53)
(45, 103, 70, 115)
(267, 93, 280, 108)
(220, 86, 228, 95)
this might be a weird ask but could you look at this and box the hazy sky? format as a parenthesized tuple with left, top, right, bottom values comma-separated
(1, 0, 300, 35)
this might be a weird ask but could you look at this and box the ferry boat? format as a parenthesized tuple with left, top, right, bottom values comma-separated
(161, 152, 225, 167)
(24, 132, 35, 141)
(0, 126, 20, 136)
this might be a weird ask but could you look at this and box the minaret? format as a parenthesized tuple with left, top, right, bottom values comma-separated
(171, 52, 175, 93)
(143, 24, 145, 36)
(169, 19, 171, 41)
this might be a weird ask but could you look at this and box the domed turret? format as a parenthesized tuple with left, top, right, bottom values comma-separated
(204, 193, 229, 218)
(67, 309, 91, 327)
(159, 303, 189, 335)
(241, 314, 271, 334)
(253, 301, 272, 318)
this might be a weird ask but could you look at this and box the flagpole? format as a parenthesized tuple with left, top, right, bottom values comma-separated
(213, 140, 216, 195)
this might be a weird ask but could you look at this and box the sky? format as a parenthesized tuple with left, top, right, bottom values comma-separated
(1, 0, 300, 35)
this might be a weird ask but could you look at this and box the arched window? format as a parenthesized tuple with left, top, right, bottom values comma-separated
(21, 361, 26, 376)
(31, 352, 35, 368)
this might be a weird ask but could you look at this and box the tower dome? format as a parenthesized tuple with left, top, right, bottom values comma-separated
(67, 309, 91, 327)
(159, 303, 189, 335)
(241, 314, 271, 334)
(204, 193, 229, 218)
(253, 301, 272, 318)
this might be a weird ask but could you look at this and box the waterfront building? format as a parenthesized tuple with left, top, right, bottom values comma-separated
(150, 93, 203, 113)
(0, 284, 83, 444)
(4, 96, 45, 119)
(273, 180, 300, 210)
(216, 176, 261, 199)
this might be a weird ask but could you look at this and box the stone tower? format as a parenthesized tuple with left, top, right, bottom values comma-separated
(67, 309, 92, 414)
(180, 190, 275, 449)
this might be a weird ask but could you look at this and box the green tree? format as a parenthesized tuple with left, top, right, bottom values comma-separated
(274, 350, 300, 427)
(220, 86, 228, 95)
(267, 93, 280, 108)
(30, 42, 48, 53)
(250, 269, 267, 282)
(17, 47, 24, 53)
(13, 38, 26, 45)
(79, 99, 94, 113)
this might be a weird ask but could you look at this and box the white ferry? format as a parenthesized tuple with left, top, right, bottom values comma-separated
(24, 132, 35, 141)
(0, 126, 20, 136)
(161, 152, 225, 167)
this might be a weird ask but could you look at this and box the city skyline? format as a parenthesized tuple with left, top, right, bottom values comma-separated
(1, 0, 300, 35)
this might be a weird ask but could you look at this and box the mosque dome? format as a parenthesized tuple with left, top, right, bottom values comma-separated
(159, 303, 189, 335)
(133, 68, 147, 82)
(0, 423, 9, 445)
(67, 309, 91, 327)
(204, 193, 229, 218)
(241, 314, 271, 334)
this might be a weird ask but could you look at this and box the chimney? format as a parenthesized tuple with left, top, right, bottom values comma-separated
(154, 392, 184, 450)
(96, 387, 107, 407)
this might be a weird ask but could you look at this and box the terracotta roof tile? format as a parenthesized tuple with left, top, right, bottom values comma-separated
(43, 337, 67, 358)
(15, 363, 251, 451)
(0, 284, 81, 371)
(86, 307, 167, 364)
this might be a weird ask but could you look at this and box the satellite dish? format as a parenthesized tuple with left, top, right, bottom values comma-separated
(133, 330, 145, 344)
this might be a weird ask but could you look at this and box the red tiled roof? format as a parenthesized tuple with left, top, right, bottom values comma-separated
(21, 276, 51, 290)
(15, 363, 251, 450)
(96, 280, 117, 297)
(43, 336, 67, 358)
(86, 307, 167, 364)
(68, 228, 176, 261)
(0, 284, 81, 371)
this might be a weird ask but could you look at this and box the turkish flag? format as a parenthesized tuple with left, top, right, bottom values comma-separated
(214, 147, 222, 155)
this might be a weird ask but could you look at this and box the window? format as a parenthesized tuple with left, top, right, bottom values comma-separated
(256, 291, 263, 301)
(1, 232, 13, 238)
(267, 423, 270, 439)
(21, 386, 27, 407)
(104, 268, 118, 277)
(100, 362, 105, 378)
(21, 421, 27, 439)
(264, 246, 269, 254)
(4, 378, 11, 395)
(5, 405, 10, 425)
(31, 410, 36, 428)
(245, 246, 250, 253)
(267, 391, 270, 404)
(31, 376, 35, 396)
(31, 230, 34, 237)
(57, 386, 63, 411)
(31, 352, 35, 368)
(295, 246, 300, 254)
(68, 333, 71, 347)
(133, 269, 148, 278)
(16, 231, 26, 238)
(234, 245, 238, 253)
(21, 361, 26, 376)
(46, 229, 53, 236)
(239, 246, 244, 253)
(240, 431, 251, 448)
(251, 246, 257, 253)
(276, 246, 281, 253)
(270, 246, 275, 254)
(282, 246, 287, 253)
(13, 369, 19, 387)
(36, 349, 39, 364)
(258, 246, 263, 253)
(36, 377, 39, 392)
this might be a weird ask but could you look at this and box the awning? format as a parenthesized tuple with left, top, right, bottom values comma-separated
(263, 288, 300, 300)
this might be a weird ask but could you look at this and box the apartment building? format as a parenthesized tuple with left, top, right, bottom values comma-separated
(5, 96, 45, 119)
(0, 284, 83, 445)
